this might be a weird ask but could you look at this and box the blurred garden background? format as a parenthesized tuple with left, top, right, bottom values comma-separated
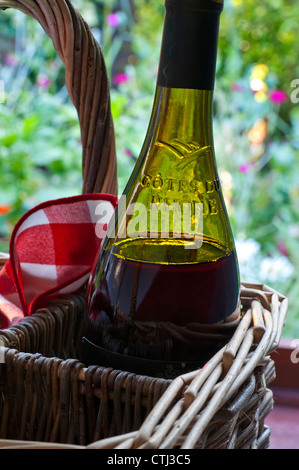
(0, 0, 298, 337)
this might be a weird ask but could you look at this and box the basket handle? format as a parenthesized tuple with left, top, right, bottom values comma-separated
(0, 0, 118, 195)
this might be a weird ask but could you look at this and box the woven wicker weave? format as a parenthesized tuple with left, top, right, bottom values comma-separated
(0, 284, 288, 449)
(0, 0, 288, 450)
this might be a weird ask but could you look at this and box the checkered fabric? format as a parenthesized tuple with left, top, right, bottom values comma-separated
(0, 194, 118, 329)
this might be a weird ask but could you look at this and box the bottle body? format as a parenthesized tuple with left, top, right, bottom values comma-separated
(85, 0, 240, 376)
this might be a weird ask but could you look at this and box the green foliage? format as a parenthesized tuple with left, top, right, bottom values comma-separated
(218, 0, 299, 91)
(0, 11, 82, 236)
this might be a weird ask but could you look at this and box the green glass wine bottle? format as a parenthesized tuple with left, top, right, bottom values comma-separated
(85, 0, 240, 377)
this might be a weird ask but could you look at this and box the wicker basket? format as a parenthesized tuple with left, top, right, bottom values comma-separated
(0, 0, 288, 450)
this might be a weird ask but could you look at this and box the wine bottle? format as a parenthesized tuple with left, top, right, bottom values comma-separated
(84, 0, 240, 377)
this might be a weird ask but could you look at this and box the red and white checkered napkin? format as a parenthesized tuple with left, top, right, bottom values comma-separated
(0, 193, 118, 329)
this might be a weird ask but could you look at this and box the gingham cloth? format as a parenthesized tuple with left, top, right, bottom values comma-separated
(0, 193, 118, 329)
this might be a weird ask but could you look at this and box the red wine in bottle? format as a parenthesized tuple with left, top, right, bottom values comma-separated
(90, 241, 239, 327)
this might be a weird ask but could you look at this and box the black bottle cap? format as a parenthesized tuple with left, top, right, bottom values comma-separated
(158, 0, 223, 90)
(165, 0, 224, 13)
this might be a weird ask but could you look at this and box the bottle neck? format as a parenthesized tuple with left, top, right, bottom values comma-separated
(152, 86, 214, 148)
(157, 4, 222, 91)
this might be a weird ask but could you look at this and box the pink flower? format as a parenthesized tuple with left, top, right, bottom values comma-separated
(5, 53, 18, 67)
(278, 241, 288, 256)
(124, 148, 133, 157)
(106, 13, 121, 27)
(124, 148, 136, 160)
(238, 163, 252, 174)
(230, 82, 244, 92)
(37, 75, 51, 89)
(113, 73, 129, 85)
(269, 89, 288, 105)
